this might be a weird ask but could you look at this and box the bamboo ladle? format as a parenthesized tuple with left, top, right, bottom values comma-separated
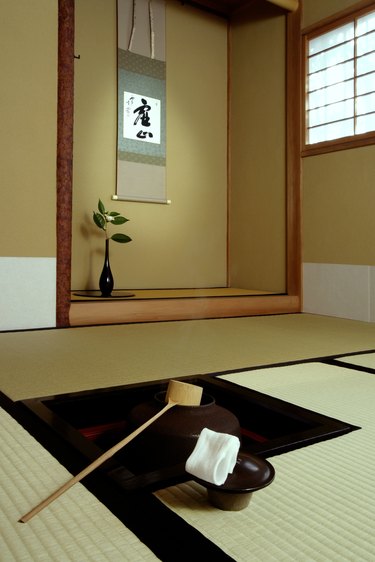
(18, 379, 203, 523)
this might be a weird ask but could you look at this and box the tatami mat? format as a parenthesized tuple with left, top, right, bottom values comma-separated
(335, 351, 375, 371)
(155, 363, 375, 561)
(2, 314, 375, 560)
(0, 406, 159, 562)
(2, 314, 375, 401)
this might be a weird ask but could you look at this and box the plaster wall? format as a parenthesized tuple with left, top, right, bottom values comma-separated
(302, 0, 375, 321)
(72, 0, 287, 293)
(3, 0, 374, 329)
(71, 0, 228, 291)
(0, 0, 57, 330)
(229, 0, 286, 292)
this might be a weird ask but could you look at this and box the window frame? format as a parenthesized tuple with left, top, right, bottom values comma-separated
(302, 0, 375, 157)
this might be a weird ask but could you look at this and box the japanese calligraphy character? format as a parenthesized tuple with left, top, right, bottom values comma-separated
(134, 98, 152, 127)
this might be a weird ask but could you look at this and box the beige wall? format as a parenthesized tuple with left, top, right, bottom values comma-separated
(71, 0, 228, 290)
(301, 0, 375, 322)
(229, 0, 286, 292)
(55, 0, 375, 303)
(0, 0, 57, 258)
(6, 0, 372, 326)
(302, 0, 375, 266)
(0, 0, 288, 329)
(0, 0, 57, 330)
(303, 146, 375, 265)
(302, 0, 360, 28)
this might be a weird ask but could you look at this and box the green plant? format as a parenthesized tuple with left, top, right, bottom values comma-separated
(92, 199, 132, 243)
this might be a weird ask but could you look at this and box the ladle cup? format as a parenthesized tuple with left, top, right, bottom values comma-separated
(18, 379, 202, 523)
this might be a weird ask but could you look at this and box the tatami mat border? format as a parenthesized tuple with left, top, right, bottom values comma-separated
(3, 349, 375, 560)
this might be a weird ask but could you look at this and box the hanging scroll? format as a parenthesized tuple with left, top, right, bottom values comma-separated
(115, 0, 167, 204)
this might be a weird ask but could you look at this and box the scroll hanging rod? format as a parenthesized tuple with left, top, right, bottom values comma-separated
(265, 0, 298, 12)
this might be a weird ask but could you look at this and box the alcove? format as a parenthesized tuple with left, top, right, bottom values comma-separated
(56, 0, 301, 326)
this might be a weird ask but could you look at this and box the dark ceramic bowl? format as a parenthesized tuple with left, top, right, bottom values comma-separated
(193, 451, 275, 510)
(124, 391, 242, 473)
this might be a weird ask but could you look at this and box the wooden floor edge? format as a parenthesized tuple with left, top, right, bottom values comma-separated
(69, 295, 301, 326)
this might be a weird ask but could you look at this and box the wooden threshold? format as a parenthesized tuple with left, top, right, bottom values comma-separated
(69, 292, 300, 326)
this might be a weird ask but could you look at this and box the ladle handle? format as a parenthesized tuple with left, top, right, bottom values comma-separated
(19, 400, 177, 523)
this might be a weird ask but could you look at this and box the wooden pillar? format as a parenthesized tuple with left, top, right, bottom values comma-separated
(56, 0, 74, 327)
(286, 3, 302, 297)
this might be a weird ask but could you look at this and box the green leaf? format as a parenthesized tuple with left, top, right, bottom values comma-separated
(98, 199, 106, 214)
(93, 211, 105, 230)
(111, 216, 128, 225)
(108, 211, 121, 217)
(111, 233, 132, 243)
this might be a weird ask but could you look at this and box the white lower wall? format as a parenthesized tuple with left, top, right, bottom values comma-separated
(303, 262, 375, 322)
(2, 259, 373, 329)
(0, 257, 56, 331)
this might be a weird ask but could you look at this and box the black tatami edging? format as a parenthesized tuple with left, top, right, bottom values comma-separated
(0, 391, 235, 562)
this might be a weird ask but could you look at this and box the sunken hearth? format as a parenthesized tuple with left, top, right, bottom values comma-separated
(6, 375, 359, 560)
(16, 375, 358, 493)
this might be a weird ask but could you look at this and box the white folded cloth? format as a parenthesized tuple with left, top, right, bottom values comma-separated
(185, 427, 240, 486)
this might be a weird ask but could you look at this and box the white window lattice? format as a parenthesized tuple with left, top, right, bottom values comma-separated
(306, 10, 375, 145)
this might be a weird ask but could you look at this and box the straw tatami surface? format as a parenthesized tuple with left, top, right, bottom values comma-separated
(156, 361, 375, 561)
(2, 314, 375, 561)
(1, 313, 375, 401)
(0, 406, 158, 562)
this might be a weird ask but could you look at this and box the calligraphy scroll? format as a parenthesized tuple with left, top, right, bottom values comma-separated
(115, 0, 167, 204)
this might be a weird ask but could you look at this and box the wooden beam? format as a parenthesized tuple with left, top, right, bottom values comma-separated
(265, 0, 298, 12)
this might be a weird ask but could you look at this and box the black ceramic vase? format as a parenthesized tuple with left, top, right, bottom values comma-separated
(124, 391, 242, 474)
(99, 238, 114, 297)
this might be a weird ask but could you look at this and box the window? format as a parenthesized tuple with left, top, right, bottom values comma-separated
(303, 5, 375, 154)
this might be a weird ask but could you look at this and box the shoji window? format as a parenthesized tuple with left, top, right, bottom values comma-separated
(303, 6, 375, 155)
